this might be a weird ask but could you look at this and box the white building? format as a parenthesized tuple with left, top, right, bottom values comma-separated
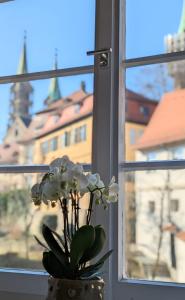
(135, 89, 185, 282)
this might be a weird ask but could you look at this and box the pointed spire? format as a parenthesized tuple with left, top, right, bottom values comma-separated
(178, 0, 185, 33)
(46, 49, 62, 105)
(17, 31, 28, 75)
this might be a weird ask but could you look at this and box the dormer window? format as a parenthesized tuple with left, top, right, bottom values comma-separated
(140, 106, 149, 117)
(4, 144, 10, 149)
(74, 103, 81, 114)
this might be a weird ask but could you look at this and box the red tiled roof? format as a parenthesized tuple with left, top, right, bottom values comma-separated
(35, 94, 93, 139)
(0, 88, 156, 163)
(126, 89, 157, 125)
(136, 89, 185, 150)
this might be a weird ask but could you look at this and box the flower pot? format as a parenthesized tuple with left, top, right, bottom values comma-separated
(46, 276, 105, 300)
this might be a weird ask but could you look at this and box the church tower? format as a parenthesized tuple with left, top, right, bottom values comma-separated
(44, 50, 61, 106)
(9, 34, 33, 127)
(165, 1, 185, 88)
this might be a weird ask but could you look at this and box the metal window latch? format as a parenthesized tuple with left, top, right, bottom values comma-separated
(87, 48, 112, 67)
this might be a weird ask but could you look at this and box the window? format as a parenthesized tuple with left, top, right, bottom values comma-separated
(148, 201, 155, 214)
(64, 132, 71, 147)
(172, 146, 184, 160)
(129, 128, 135, 145)
(41, 141, 49, 155)
(119, 1, 185, 299)
(74, 125, 87, 143)
(80, 125, 87, 141)
(147, 151, 157, 161)
(0, 0, 96, 298)
(50, 137, 58, 151)
(170, 199, 179, 212)
(140, 106, 149, 117)
(1, 0, 185, 299)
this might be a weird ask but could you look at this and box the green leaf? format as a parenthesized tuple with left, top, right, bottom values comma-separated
(80, 225, 106, 263)
(70, 225, 95, 270)
(42, 251, 68, 278)
(50, 229, 66, 251)
(34, 235, 49, 251)
(78, 250, 113, 278)
(42, 224, 69, 266)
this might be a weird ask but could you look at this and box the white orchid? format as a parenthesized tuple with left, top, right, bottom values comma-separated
(50, 155, 74, 173)
(87, 173, 105, 191)
(106, 176, 119, 203)
(31, 156, 118, 208)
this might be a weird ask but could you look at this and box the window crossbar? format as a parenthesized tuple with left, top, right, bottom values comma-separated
(0, 0, 14, 3)
(0, 65, 94, 84)
(120, 160, 185, 172)
(124, 51, 185, 68)
(0, 164, 91, 173)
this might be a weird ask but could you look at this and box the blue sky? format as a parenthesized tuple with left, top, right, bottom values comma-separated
(0, 0, 183, 140)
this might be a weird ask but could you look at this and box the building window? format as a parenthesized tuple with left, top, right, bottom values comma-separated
(129, 128, 136, 145)
(140, 106, 149, 117)
(61, 132, 71, 147)
(50, 137, 58, 151)
(74, 125, 87, 143)
(137, 129, 144, 139)
(80, 125, 87, 141)
(74, 103, 81, 114)
(148, 201, 155, 214)
(41, 141, 49, 155)
(172, 146, 184, 160)
(170, 199, 179, 212)
(147, 151, 157, 161)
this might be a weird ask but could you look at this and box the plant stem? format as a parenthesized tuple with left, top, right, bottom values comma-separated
(59, 198, 69, 256)
(86, 192, 94, 225)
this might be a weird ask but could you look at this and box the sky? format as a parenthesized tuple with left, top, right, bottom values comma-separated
(0, 0, 183, 140)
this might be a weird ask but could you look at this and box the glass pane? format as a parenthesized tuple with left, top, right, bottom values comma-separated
(0, 0, 95, 75)
(126, 0, 184, 58)
(125, 61, 185, 161)
(124, 169, 185, 284)
(0, 74, 93, 164)
(0, 172, 89, 271)
(0, 173, 43, 270)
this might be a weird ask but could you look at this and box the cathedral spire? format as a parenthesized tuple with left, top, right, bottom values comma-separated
(45, 49, 62, 106)
(8, 32, 33, 127)
(178, 0, 185, 34)
(17, 31, 28, 74)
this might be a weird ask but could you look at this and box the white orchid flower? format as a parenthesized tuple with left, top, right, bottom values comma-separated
(107, 177, 119, 203)
(41, 181, 60, 204)
(62, 167, 88, 192)
(87, 173, 105, 191)
(50, 156, 74, 172)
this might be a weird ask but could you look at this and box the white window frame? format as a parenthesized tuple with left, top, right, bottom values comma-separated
(113, 0, 185, 299)
(1, 0, 185, 299)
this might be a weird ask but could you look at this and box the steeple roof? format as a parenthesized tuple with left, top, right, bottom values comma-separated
(45, 51, 61, 105)
(178, 0, 185, 34)
(17, 33, 28, 74)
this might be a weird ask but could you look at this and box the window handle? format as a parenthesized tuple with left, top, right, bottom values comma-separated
(87, 48, 112, 67)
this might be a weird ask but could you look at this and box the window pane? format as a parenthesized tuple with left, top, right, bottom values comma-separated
(0, 172, 89, 271)
(0, 173, 43, 270)
(124, 169, 185, 284)
(0, 74, 93, 165)
(125, 61, 185, 162)
(0, 0, 95, 75)
(126, 0, 184, 58)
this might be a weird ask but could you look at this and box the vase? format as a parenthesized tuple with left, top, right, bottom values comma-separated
(46, 276, 105, 300)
